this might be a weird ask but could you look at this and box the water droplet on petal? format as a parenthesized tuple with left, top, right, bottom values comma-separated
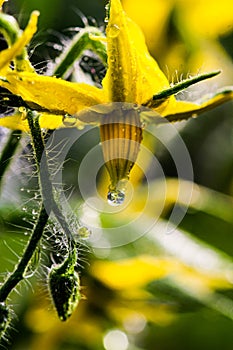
(108, 24, 120, 38)
(62, 114, 77, 127)
(107, 190, 125, 206)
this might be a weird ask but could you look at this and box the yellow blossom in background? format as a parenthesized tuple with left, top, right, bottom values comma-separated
(123, 0, 233, 41)
(123, 0, 233, 81)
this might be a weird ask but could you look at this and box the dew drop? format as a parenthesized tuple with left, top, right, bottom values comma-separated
(110, 55, 115, 63)
(18, 106, 26, 113)
(62, 114, 77, 127)
(108, 24, 120, 38)
(107, 189, 125, 206)
(22, 207, 27, 211)
(78, 226, 91, 239)
(32, 209, 38, 215)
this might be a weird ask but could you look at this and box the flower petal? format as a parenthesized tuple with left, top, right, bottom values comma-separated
(102, 0, 169, 104)
(0, 110, 67, 131)
(161, 87, 233, 122)
(1, 71, 107, 116)
(0, 11, 39, 74)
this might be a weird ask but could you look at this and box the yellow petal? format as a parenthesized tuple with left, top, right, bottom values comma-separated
(2, 71, 107, 116)
(0, 113, 29, 131)
(102, 0, 169, 104)
(161, 87, 233, 122)
(0, 0, 5, 8)
(0, 11, 39, 74)
(0, 110, 66, 131)
(123, 0, 172, 52)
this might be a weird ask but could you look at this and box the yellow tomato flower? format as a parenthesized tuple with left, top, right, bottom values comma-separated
(0, 0, 233, 202)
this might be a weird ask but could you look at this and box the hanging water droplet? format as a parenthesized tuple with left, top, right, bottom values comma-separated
(132, 103, 141, 112)
(62, 114, 77, 127)
(108, 24, 120, 38)
(107, 189, 125, 206)
(32, 209, 38, 215)
(22, 207, 27, 211)
(78, 226, 91, 239)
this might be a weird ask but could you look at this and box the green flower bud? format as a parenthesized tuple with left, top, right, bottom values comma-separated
(48, 248, 81, 321)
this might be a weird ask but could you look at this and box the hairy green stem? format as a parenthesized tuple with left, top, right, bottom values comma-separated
(0, 112, 49, 302)
(0, 130, 22, 190)
(0, 205, 48, 302)
(27, 111, 75, 248)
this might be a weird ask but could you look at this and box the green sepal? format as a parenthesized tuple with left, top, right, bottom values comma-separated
(144, 71, 221, 108)
(48, 247, 81, 321)
(0, 12, 34, 72)
(53, 27, 107, 78)
(0, 13, 20, 45)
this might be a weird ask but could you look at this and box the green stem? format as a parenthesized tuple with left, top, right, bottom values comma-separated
(0, 108, 75, 302)
(0, 112, 49, 302)
(0, 205, 48, 302)
(0, 130, 22, 190)
(53, 27, 107, 78)
(27, 111, 75, 248)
